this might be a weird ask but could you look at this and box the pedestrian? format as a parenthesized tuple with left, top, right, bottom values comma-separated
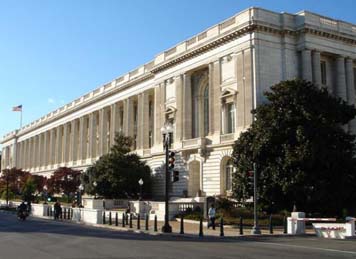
(54, 201, 62, 220)
(208, 204, 216, 230)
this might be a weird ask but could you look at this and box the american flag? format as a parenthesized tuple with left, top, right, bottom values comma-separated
(12, 105, 22, 112)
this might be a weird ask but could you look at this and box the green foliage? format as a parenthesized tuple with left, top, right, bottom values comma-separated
(1, 190, 15, 200)
(81, 133, 152, 199)
(232, 80, 356, 216)
(21, 178, 36, 202)
(215, 197, 235, 211)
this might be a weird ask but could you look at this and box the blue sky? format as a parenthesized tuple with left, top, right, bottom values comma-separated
(1, 0, 355, 148)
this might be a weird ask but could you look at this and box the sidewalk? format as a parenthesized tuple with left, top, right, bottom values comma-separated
(93, 218, 296, 238)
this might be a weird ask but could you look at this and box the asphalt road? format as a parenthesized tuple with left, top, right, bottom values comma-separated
(0, 212, 355, 259)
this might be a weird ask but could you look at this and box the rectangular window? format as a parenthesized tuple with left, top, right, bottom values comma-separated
(321, 61, 327, 85)
(226, 103, 235, 134)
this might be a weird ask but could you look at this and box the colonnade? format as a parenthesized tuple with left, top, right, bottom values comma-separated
(12, 90, 154, 172)
(301, 49, 356, 132)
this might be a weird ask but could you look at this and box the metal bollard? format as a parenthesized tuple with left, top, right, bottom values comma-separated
(269, 214, 273, 234)
(115, 212, 118, 226)
(109, 212, 112, 225)
(145, 214, 149, 231)
(129, 213, 133, 228)
(68, 208, 71, 220)
(239, 216, 243, 235)
(125, 213, 129, 225)
(199, 217, 203, 237)
(59, 208, 62, 220)
(154, 215, 158, 232)
(137, 213, 141, 230)
(220, 217, 224, 237)
(283, 216, 287, 234)
(64, 208, 67, 220)
(180, 214, 184, 234)
(47, 206, 50, 216)
(103, 211, 106, 224)
(122, 213, 126, 227)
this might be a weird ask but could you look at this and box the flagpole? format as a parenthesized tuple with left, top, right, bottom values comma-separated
(20, 110, 23, 129)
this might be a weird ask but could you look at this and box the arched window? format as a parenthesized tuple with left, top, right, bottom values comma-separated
(203, 86, 209, 136)
(225, 159, 234, 191)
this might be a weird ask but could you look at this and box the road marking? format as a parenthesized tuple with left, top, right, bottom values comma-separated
(257, 241, 356, 255)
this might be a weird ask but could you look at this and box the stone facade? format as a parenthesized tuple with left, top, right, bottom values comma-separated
(1, 7, 356, 198)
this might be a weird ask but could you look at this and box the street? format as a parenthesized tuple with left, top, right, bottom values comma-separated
(0, 212, 355, 259)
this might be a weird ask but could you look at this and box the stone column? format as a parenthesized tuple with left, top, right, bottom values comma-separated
(335, 56, 347, 101)
(123, 99, 128, 136)
(110, 103, 119, 147)
(88, 113, 96, 159)
(301, 49, 312, 82)
(183, 74, 192, 140)
(208, 63, 214, 135)
(312, 50, 322, 87)
(346, 58, 356, 134)
(35, 135, 39, 168)
(56, 126, 62, 165)
(43, 131, 48, 167)
(212, 60, 222, 136)
(26, 139, 31, 169)
(137, 92, 150, 149)
(137, 94, 143, 149)
(154, 85, 162, 145)
(38, 134, 42, 168)
(63, 123, 69, 163)
(29, 137, 34, 169)
(175, 75, 184, 142)
(70, 120, 77, 163)
(78, 116, 85, 162)
(49, 129, 55, 167)
(124, 98, 134, 137)
(98, 108, 107, 156)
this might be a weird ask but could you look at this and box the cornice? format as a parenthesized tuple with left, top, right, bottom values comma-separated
(150, 24, 257, 74)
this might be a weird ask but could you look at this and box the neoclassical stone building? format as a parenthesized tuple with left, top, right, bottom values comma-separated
(2, 7, 356, 198)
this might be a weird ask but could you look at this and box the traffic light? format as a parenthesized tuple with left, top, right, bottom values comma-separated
(247, 170, 254, 191)
(173, 170, 179, 182)
(168, 151, 175, 170)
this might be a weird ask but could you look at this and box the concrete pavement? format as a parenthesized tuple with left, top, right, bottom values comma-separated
(1, 212, 356, 259)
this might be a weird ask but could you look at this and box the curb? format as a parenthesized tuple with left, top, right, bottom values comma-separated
(2, 212, 320, 241)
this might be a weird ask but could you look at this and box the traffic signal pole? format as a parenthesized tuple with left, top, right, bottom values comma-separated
(162, 135, 172, 233)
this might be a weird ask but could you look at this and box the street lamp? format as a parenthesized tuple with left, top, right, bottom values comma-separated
(138, 178, 144, 201)
(43, 185, 48, 204)
(78, 184, 84, 207)
(251, 163, 261, 234)
(93, 181, 97, 199)
(160, 122, 173, 233)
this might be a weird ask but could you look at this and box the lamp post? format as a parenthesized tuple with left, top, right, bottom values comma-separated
(251, 163, 261, 234)
(78, 184, 84, 207)
(93, 181, 97, 199)
(161, 122, 173, 233)
(43, 185, 48, 204)
(138, 178, 144, 201)
(5, 166, 10, 208)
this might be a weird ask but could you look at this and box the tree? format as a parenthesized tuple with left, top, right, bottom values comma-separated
(47, 167, 81, 202)
(81, 133, 152, 199)
(21, 178, 36, 202)
(232, 80, 356, 216)
(0, 168, 31, 196)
